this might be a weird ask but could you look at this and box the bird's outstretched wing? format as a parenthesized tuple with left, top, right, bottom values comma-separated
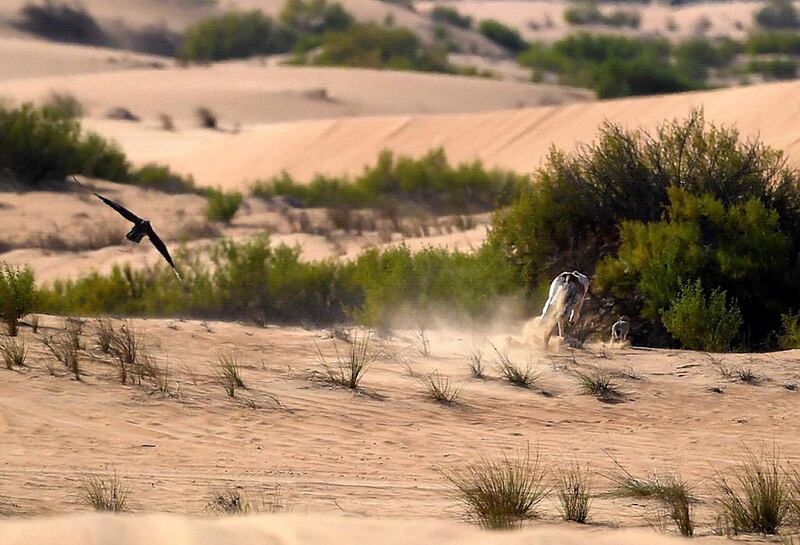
(145, 226, 181, 279)
(94, 193, 142, 224)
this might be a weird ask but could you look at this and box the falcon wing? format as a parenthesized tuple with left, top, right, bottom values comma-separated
(94, 193, 142, 224)
(145, 225, 179, 273)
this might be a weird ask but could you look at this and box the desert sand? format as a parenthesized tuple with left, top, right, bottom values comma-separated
(0, 315, 798, 544)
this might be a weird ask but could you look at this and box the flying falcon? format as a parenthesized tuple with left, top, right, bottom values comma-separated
(94, 192, 181, 280)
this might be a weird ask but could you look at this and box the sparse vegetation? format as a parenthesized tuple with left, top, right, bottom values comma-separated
(16, 1, 112, 46)
(45, 92, 84, 119)
(134, 163, 196, 193)
(466, 344, 485, 378)
(316, 330, 375, 390)
(213, 353, 246, 397)
(43, 330, 81, 379)
(0, 337, 27, 369)
(555, 462, 592, 523)
(478, 19, 527, 54)
(195, 107, 218, 129)
(204, 189, 243, 223)
(110, 322, 139, 385)
(207, 485, 285, 514)
(564, 2, 640, 28)
(575, 368, 624, 402)
(444, 447, 548, 529)
(0, 264, 37, 336)
(754, 0, 799, 30)
(80, 471, 129, 512)
(715, 445, 791, 535)
(778, 311, 800, 349)
(422, 370, 461, 404)
(493, 346, 540, 388)
(431, 6, 472, 29)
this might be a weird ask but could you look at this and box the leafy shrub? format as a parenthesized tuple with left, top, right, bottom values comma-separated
(778, 311, 800, 349)
(252, 148, 527, 214)
(661, 280, 743, 352)
(747, 57, 798, 80)
(478, 19, 527, 54)
(754, 0, 799, 29)
(44, 92, 84, 119)
(280, 0, 353, 34)
(564, 2, 640, 28)
(431, 6, 472, 29)
(16, 1, 113, 45)
(309, 23, 451, 73)
(0, 103, 130, 184)
(674, 37, 740, 81)
(0, 264, 37, 336)
(180, 10, 296, 61)
(133, 163, 196, 193)
(204, 188, 243, 223)
(746, 31, 800, 54)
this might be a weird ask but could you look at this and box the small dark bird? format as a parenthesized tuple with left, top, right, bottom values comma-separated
(94, 192, 180, 280)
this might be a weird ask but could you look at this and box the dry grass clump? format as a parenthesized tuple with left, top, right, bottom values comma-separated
(715, 445, 790, 535)
(575, 367, 625, 402)
(195, 107, 218, 129)
(444, 447, 548, 529)
(213, 353, 246, 397)
(492, 346, 541, 388)
(734, 366, 762, 385)
(43, 331, 80, 379)
(466, 344, 485, 378)
(207, 485, 285, 515)
(0, 336, 27, 369)
(95, 318, 114, 353)
(422, 371, 461, 404)
(110, 322, 139, 385)
(413, 323, 431, 357)
(80, 471, 128, 512)
(555, 462, 592, 523)
(29, 314, 39, 333)
(316, 331, 376, 390)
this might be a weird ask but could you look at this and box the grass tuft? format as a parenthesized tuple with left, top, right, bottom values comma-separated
(444, 447, 548, 529)
(213, 352, 246, 397)
(575, 368, 624, 402)
(422, 370, 461, 404)
(110, 322, 139, 385)
(95, 318, 114, 353)
(466, 344, 485, 378)
(555, 462, 592, 523)
(0, 336, 27, 369)
(492, 345, 540, 388)
(80, 471, 128, 512)
(316, 331, 376, 390)
(43, 331, 80, 379)
(207, 485, 285, 515)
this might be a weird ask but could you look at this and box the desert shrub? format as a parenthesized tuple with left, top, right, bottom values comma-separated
(207, 485, 284, 514)
(574, 367, 624, 401)
(158, 114, 175, 131)
(316, 330, 375, 389)
(110, 322, 140, 385)
(180, 10, 296, 61)
(674, 37, 740, 81)
(521, 33, 694, 98)
(309, 23, 451, 73)
(444, 447, 548, 528)
(280, 0, 353, 34)
(564, 2, 640, 28)
(81, 471, 128, 512)
(555, 462, 592, 523)
(492, 346, 540, 388)
(746, 31, 800, 54)
(0, 103, 130, 184)
(133, 163, 196, 193)
(431, 6, 472, 29)
(252, 148, 527, 214)
(778, 311, 800, 349)
(119, 23, 183, 56)
(44, 92, 84, 119)
(105, 107, 139, 122)
(754, 0, 799, 29)
(0, 264, 37, 336)
(95, 318, 114, 353)
(661, 280, 743, 352)
(715, 445, 790, 535)
(747, 57, 798, 80)
(205, 188, 243, 223)
(0, 337, 27, 369)
(43, 330, 80, 379)
(478, 19, 527, 54)
(16, 1, 112, 45)
(195, 107, 217, 129)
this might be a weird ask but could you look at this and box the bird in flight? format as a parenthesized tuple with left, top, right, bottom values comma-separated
(94, 192, 181, 280)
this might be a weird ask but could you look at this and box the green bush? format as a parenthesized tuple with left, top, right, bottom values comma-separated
(778, 311, 800, 349)
(280, 0, 353, 34)
(180, 10, 296, 61)
(746, 31, 800, 54)
(747, 57, 798, 80)
(133, 163, 196, 193)
(204, 189, 243, 223)
(252, 148, 527, 213)
(309, 23, 451, 72)
(754, 0, 799, 29)
(0, 103, 130, 184)
(0, 264, 37, 336)
(431, 6, 472, 29)
(661, 280, 742, 352)
(564, 2, 640, 28)
(478, 19, 527, 54)
(16, 1, 112, 46)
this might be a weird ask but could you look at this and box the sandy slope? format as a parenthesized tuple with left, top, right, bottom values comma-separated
(0, 315, 798, 543)
(0, 513, 700, 545)
(156, 79, 800, 188)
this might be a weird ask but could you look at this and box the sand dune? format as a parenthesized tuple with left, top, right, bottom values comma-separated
(0, 513, 700, 545)
(0, 315, 798, 542)
(159, 79, 800, 188)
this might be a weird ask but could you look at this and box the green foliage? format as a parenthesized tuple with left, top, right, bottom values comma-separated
(0, 264, 37, 336)
(478, 19, 527, 54)
(309, 23, 451, 72)
(180, 10, 296, 61)
(563, 2, 640, 28)
(747, 57, 798, 80)
(431, 6, 472, 29)
(204, 188, 243, 223)
(520, 33, 695, 98)
(661, 280, 742, 352)
(17, 1, 112, 46)
(39, 237, 521, 327)
(674, 37, 740, 81)
(778, 311, 800, 349)
(0, 102, 130, 184)
(280, 0, 353, 34)
(754, 0, 799, 29)
(252, 148, 527, 214)
(745, 31, 800, 54)
(133, 163, 196, 193)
